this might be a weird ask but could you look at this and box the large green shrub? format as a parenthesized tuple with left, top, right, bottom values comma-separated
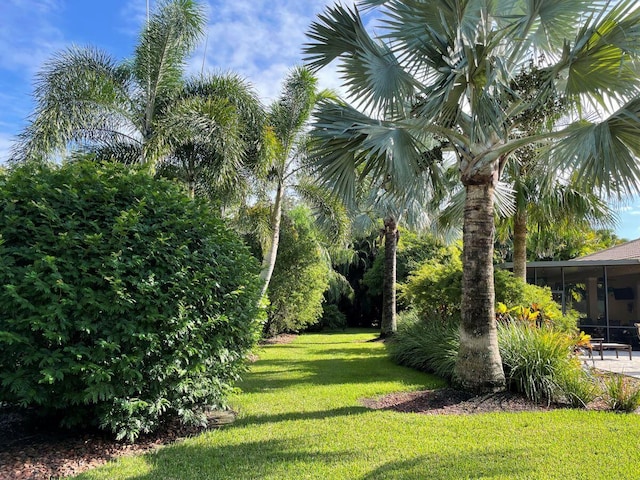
(0, 161, 263, 441)
(361, 231, 451, 310)
(308, 303, 347, 332)
(399, 245, 463, 318)
(401, 247, 577, 331)
(265, 206, 330, 336)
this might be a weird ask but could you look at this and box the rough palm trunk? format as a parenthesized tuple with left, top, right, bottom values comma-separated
(259, 181, 285, 298)
(187, 156, 196, 199)
(512, 207, 528, 282)
(380, 216, 398, 338)
(454, 176, 506, 393)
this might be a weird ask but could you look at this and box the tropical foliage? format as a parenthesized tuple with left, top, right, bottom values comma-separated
(388, 310, 595, 407)
(602, 374, 640, 412)
(306, 0, 640, 392)
(12, 0, 262, 192)
(0, 160, 263, 441)
(386, 310, 460, 380)
(264, 206, 331, 336)
(498, 321, 596, 406)
(253, 67, 347, 299)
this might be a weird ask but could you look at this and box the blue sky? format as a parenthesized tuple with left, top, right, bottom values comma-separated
(1, 0, 639, 240)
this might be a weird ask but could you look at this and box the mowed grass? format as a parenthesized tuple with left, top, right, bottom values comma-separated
(75, 330, 640, 479)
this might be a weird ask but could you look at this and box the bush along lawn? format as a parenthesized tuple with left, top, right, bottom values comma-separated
(76, 331, 640, 480)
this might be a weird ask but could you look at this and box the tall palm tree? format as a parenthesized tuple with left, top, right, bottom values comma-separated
(12, 0, 253, 176)
(306, 0, 640, 392)
(335, 163, 448, 337)
(255, 67, 348, 299)
(501, 168, 615, 280)
(496, 63, 616, 280)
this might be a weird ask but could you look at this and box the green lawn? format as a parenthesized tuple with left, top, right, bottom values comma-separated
(75, 330, 640, 479)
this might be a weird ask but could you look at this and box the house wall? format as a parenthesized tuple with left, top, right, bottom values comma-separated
(525, 263, 640, 348)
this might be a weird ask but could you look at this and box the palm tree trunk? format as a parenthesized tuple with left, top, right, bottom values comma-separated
(380, 216, 398, 338)
(454, 180, 506, 393)
(512, 207, 528, 282)
(187, 156, 196, 199)
(259, 181, 285, 298)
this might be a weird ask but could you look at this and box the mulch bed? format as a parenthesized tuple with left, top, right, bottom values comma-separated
(361, 388, 564, 415)
(259, 333, 298, 345)
(0, 408, 235, 480)
(361, 373, 640, 415)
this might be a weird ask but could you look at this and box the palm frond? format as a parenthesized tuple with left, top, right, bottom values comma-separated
(133, 0, 205, 128)
(495, 0, 606, 55)
(310, 99, 438, 205)
(553, 97, 640, 197)
(295, 178, 351, 247)
(156, 96, 242, 156)
(305, 3, 416, 116)
(11, 46, 136, 163)
(270, 67, 318, 152)
(557, 0, 640, 102)
(305, 3, 368, 71)
(324, 269, 355, 303)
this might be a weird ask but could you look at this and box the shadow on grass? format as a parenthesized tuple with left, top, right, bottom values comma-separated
(121, 437, 356, 480)
(361, 446, 532, 480)
(240, 353, 424, 393)
(95, 438, 531, 480)
(235, 405, 369, 427)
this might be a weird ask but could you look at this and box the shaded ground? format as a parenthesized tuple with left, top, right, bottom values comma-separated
(259, 333, 298, 345)
(0, 408, 235, 480)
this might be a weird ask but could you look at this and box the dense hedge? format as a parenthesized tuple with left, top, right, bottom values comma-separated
(0, 160, 263, 441)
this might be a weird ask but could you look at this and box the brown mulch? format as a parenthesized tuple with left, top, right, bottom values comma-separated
(0, 408, 235, 480)
(361, 372, 640, 415)
(259, 333, 298, 345)
(361, 388, 564, 415)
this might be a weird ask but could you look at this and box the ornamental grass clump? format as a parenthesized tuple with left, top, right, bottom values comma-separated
(497, 321, 592, 405)
(603, 374, 640, 412)
(385, 309, 459, 380)
(0, 160, 264, 441)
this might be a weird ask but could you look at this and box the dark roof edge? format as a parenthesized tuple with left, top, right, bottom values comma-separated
(500, 259, 640, 269)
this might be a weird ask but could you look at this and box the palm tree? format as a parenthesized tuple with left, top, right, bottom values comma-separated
(305, 0, 640, 392)
(12, 0, 254, 177)
(255, 67, 348, 299)
(154, 73, 265, 201)
(502, 169, 615, 280)
(336, 166, 447, 337)
(496, 63, 616, 280)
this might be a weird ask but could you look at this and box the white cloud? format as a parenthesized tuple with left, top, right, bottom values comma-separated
(0, 1, 66, 77)
(117, 0, 148, 37)
(190, 0, 353, 103)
